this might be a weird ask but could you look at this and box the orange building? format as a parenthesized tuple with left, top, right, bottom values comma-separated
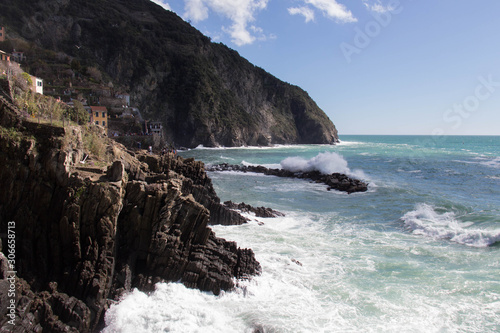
(0, 50, 10, 62)
(0, 27, 5, 42)
(90, 106, 108, 129)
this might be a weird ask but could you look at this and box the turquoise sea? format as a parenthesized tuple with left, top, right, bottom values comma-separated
(104, 135, 500, 332)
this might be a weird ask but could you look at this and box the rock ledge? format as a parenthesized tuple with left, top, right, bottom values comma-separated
(208, 163, 369, 194)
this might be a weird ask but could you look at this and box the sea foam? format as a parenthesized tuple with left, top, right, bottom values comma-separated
(103, 283, 251, 333)
(480, 157, 500, 169)
(453, 156, 500, 169)
(401, 203, 500, 247)
(280, 152, 366, 179)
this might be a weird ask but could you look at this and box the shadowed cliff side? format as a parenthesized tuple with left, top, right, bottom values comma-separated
(0, 0, 339, 148)
(0, 92, 260, 332)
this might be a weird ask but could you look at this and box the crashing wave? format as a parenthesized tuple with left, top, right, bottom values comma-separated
(280, 152, 366, 179)
(401, 203, 500, 247)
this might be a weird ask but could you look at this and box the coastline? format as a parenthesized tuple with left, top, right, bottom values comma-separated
(0, 96, 262, 332)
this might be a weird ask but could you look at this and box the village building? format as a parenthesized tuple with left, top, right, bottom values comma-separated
(11, 50, 26, 62)
(116, 93, 130, 106)
(90, 105, 108, 129)
(1, 49, 42, 93)
(148, 121, 163, 135)
(0, 50, 18, 79)
(0, 50, 10, 62)
(29, 74, 43, 94)
(0, 27, 5, 42)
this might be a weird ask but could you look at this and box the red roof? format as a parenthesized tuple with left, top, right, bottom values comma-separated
(90, 106, 107, 112)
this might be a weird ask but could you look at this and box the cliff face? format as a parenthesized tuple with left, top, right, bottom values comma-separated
(0, 94, 260, 332)
(0, 0, 339, 147)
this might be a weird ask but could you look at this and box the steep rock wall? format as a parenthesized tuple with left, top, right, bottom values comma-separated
(0, 0, 339, 148)
(0, 98, 260, 332)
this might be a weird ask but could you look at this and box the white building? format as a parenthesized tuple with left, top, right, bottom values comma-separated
(149, 121, 163, 135)
(29, 75, 43, 94)
(116, 93, 130, 106)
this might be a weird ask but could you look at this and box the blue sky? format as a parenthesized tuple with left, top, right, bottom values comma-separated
(152, 0, 500, 135)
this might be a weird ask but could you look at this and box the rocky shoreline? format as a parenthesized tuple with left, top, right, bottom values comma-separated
(207, 163, 369, 194)
(223, 201, 285, 218)
(0, 95, 262, 332)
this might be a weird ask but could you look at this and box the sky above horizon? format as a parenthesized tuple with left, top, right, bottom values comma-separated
(151, 0, 500, 135)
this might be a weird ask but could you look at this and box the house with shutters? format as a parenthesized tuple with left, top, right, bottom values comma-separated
(12, 50, 26, 62)
(0, 50, 10, 62)
(89, 106, 108, 129)
(29, 74, 43, 94)
(0, 50, 16, 79)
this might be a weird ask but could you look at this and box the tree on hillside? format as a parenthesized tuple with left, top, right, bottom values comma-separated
(70, 99, 89, 124)
(86, 66, 102, 82)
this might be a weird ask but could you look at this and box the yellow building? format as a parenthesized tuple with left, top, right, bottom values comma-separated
(0, 50, 10, 62)
(90, 106, 108, 129)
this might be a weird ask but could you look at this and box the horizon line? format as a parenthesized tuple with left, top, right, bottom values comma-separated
(339, 134, 500, 137)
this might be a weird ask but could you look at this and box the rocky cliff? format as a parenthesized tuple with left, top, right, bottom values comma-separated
(0, 0, 339, 147)
(0, 90, 260, 332)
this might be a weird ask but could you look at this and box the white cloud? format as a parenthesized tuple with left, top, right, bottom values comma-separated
(304, 0, 357, 23)
(183, 0, 269, 46)
(203, 30, 223, 41)
(251, 25, 277, 41)
(288, 6, 315, 23)
(180, 0, 357, 45)
(362, 0, 396, 13)
(222, 21, 255, 45)
(150, 0, 172, 11)
(184, 0, 209, 21)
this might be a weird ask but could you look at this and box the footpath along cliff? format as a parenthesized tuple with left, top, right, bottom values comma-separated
(0, 89, 261, 332)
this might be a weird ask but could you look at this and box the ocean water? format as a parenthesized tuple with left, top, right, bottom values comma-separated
(103, 135, 500, 333)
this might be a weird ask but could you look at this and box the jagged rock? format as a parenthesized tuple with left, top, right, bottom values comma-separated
(0, 255, 91, 332)
(224, 201, 285, 218)
(106, 160, 125, 182)
(0, 98, 260, 332)
(137, 153, 248, 226)
(208, 163, 369, 194)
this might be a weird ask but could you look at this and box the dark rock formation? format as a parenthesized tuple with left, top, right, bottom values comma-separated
(0, 0, 339, 148)
(208, 163, 369, 194)
(0, 97, 260, 332)
(224, 201, 285, 218)
(136, 154, 248, 226)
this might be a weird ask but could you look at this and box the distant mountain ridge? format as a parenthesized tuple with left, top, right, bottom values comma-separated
(0, 0, 339, 147)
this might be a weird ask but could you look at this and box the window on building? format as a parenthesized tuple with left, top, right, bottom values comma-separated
(37, 81, 42, 87)
(102, 121, 106, 126)
(95, 121, 99, 125)
(95, 112, 99, 117)
(102, 112, 106, 118)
